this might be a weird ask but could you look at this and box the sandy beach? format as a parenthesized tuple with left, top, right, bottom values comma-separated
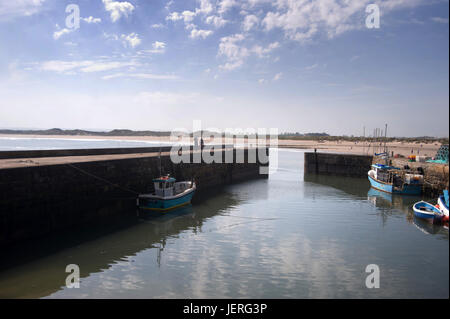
(0, 134, 443, 158)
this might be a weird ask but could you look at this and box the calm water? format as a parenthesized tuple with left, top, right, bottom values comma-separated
(0, 137, 172, 150)
(0, 148, 448, 298)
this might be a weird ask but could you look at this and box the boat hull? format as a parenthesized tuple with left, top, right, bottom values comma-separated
(438, 195, 449, 222)
(368, 175, 422, 195)
(138, 189, 195, 212)
(413, 201, 443, 222)
(368, 174, 393, 193)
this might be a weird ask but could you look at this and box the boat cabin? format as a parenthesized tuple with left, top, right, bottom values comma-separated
(153, 176, 177, 197)
(371, 164, 399, 183)
(371, 164, 423, 186)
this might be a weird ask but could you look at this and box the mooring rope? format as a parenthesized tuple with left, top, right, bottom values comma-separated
(66, 163, 140, 195)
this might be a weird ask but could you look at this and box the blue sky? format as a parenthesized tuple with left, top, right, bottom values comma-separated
(0, 0, 448, 136)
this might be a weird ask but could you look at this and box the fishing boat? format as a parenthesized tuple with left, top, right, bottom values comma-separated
(413, 201, 443, 222)
(368, 164, 423, 195)
(437, 190, 449, 222)
(138, 175, 196, 212)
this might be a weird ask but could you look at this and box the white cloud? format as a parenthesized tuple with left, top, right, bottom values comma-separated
(218, 34, 249, 70)
(431, 17, 449, 24)
(103, 32, 119, 41)
(53, 27, 73, 40)
(102, 0, 135, 22)
(206, 15, 228, 28)
(218, 34, 248, 66)
(251, 42, 279, 57)
(139, 41, 167, 53)
(37, 60, 139, 74)
(166, 11, 183, 21)
(121, 33, 141, 48)
(242, 14, 259, 31)
(80, 61, 137, 73)
(151, 23, 165, 28)
(82, 16, 101, 24)
(190, 28, 213, 39)
(262, 0, 427, 42)
(196, 0, 213, 15)
(152, 41, 166, 50)
(218, 0, 238, 14)
(218, 34, 279, 70)
(182, 10, 196, 22)
(305, 63, 318, 70)
(273, 72, 282, 81)
(38, 60, 90, 73)
(33, 59, 149, 79)
(166, 1, 218, 38)
(220, 60, 244, 71)
(102, 73, 179, 80)
(166, 10, 196, 23)
(0, 0, 45, 20)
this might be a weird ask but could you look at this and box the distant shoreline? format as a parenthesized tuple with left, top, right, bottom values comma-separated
(0, 134, 444, 157)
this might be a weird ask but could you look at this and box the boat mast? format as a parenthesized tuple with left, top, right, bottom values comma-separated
(159, 147, 162, 176)
(384, 124, 388, 154)
(384, 123, 388, 165)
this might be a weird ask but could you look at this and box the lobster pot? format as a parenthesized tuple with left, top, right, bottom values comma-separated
(435, 144, 449, 163)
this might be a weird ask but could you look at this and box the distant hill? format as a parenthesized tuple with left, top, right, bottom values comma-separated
(280, 132, 330, 137)
(0, 128, 175, 137)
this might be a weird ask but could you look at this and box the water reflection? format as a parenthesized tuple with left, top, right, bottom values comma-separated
(0, 191, 242, 298)
(0, 150, 447, 299)
(304, 173, 369, 198)
(367, 188, 420, 212)
(413, 217, 449, 239)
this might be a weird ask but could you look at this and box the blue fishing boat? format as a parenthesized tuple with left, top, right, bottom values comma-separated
(368, 164, 423, 195)
(138, 175, 196, 212)
(413, 201, 443, 222)
(437, 190, 449, 222)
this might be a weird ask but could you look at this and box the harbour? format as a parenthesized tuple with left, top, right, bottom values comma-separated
(1, 0, 449, 304)
(0, 148, 448, 299)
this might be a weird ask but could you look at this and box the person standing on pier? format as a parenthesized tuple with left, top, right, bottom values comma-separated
(194, 137, 199, 148)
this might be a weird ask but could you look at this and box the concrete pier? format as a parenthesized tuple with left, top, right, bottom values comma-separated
(0, 146, 268, 247)
(304, 152, 373, 177)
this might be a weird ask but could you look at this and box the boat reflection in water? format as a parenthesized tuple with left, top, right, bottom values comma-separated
(367, 188, 419, 214)
(367, 188, 448, 237)
(0, 190, 242, 298)
(413, 217, 449, 238)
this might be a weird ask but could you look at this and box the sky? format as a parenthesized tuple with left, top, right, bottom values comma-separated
(0, 0, 448, 137)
